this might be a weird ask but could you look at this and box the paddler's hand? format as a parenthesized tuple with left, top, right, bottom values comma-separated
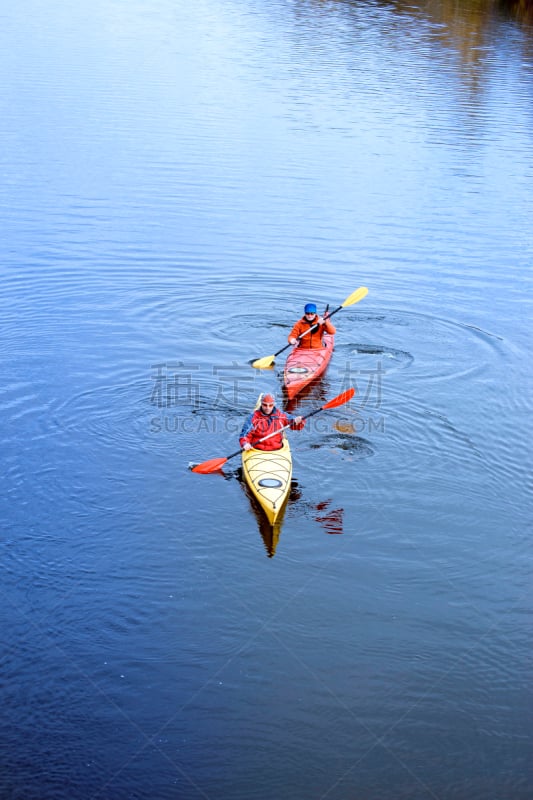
(289, 337, 297, 345)
(242, 442, 252, 451)
(294, 416, 303, 424)
(316, 316, 325, 325)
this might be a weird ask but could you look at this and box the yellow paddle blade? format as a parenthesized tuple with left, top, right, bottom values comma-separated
(252, 287, 368, 369)
(341, 286, 368, 307)
(251, 354, 276, 369)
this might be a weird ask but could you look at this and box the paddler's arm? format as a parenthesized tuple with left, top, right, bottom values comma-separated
(239, 413, 256, 450)
(288, 319, 305, 345)
(286, 413, 305, 431)
(322, 316, 336, 334)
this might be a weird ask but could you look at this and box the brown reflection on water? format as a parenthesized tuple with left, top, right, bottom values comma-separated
(381, 0, 532, 85)
(371, 0, 532, 28)
(300, 0, 532, 86)
(502, 0, 533, 24)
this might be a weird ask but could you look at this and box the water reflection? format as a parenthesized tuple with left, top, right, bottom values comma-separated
(238, 471, 296, 557)
(308, 498, 345, 535)
(502, 0, 533, 24)
(307, 0, 533, 29)
(293, 0, 532, 99)
(238, 471, 345, 556)
(282, 371, 331, 414)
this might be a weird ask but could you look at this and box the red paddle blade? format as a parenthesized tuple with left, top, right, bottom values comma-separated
(191, 457, 228, 474)
(322, 388, 355, 410)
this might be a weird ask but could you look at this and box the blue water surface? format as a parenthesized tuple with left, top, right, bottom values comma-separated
(1, 1, 532, 798)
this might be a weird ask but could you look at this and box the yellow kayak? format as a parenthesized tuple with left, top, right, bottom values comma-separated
(242, 438, 292, 525)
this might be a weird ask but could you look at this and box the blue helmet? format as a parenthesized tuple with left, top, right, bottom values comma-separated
(304, 303, 317, 314)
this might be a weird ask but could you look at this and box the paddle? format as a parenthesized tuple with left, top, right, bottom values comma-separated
(191, 387, 355, 474)
(251, 286, 368, 369)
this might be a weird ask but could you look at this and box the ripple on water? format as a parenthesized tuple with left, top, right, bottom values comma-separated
(347, 343, 414, 372)
(309, 433, 375, 459)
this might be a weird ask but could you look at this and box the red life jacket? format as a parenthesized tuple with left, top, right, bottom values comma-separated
(239, 408, 304, 451)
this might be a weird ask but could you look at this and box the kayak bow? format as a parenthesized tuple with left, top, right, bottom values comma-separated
(284, 332, 334, 399)
(242, 438, 292, 525)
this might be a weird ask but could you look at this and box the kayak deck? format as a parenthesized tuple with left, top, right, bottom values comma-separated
(284, 333, 334, 399)
(241, 439, 292, 525)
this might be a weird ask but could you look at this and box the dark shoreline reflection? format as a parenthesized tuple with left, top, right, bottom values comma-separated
(308, 0, 533, 27)
(292, 0, 532, 99)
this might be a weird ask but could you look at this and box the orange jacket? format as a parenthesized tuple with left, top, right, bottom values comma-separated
(288, 315, 336, 349)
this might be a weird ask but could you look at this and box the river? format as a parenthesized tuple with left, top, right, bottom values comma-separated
(1, 1, 532, 798)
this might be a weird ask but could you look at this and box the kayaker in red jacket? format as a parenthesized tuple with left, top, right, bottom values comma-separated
(288, 303, 336, 349)
(240, 394, 305, 451)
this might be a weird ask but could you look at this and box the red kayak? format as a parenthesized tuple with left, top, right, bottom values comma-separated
(283, 333, 335, 399)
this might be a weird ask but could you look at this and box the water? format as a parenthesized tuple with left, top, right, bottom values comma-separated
(1, 1, 532, 798)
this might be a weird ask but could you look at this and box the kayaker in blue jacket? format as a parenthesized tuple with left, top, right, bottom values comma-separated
(240, 394, 305, 451)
